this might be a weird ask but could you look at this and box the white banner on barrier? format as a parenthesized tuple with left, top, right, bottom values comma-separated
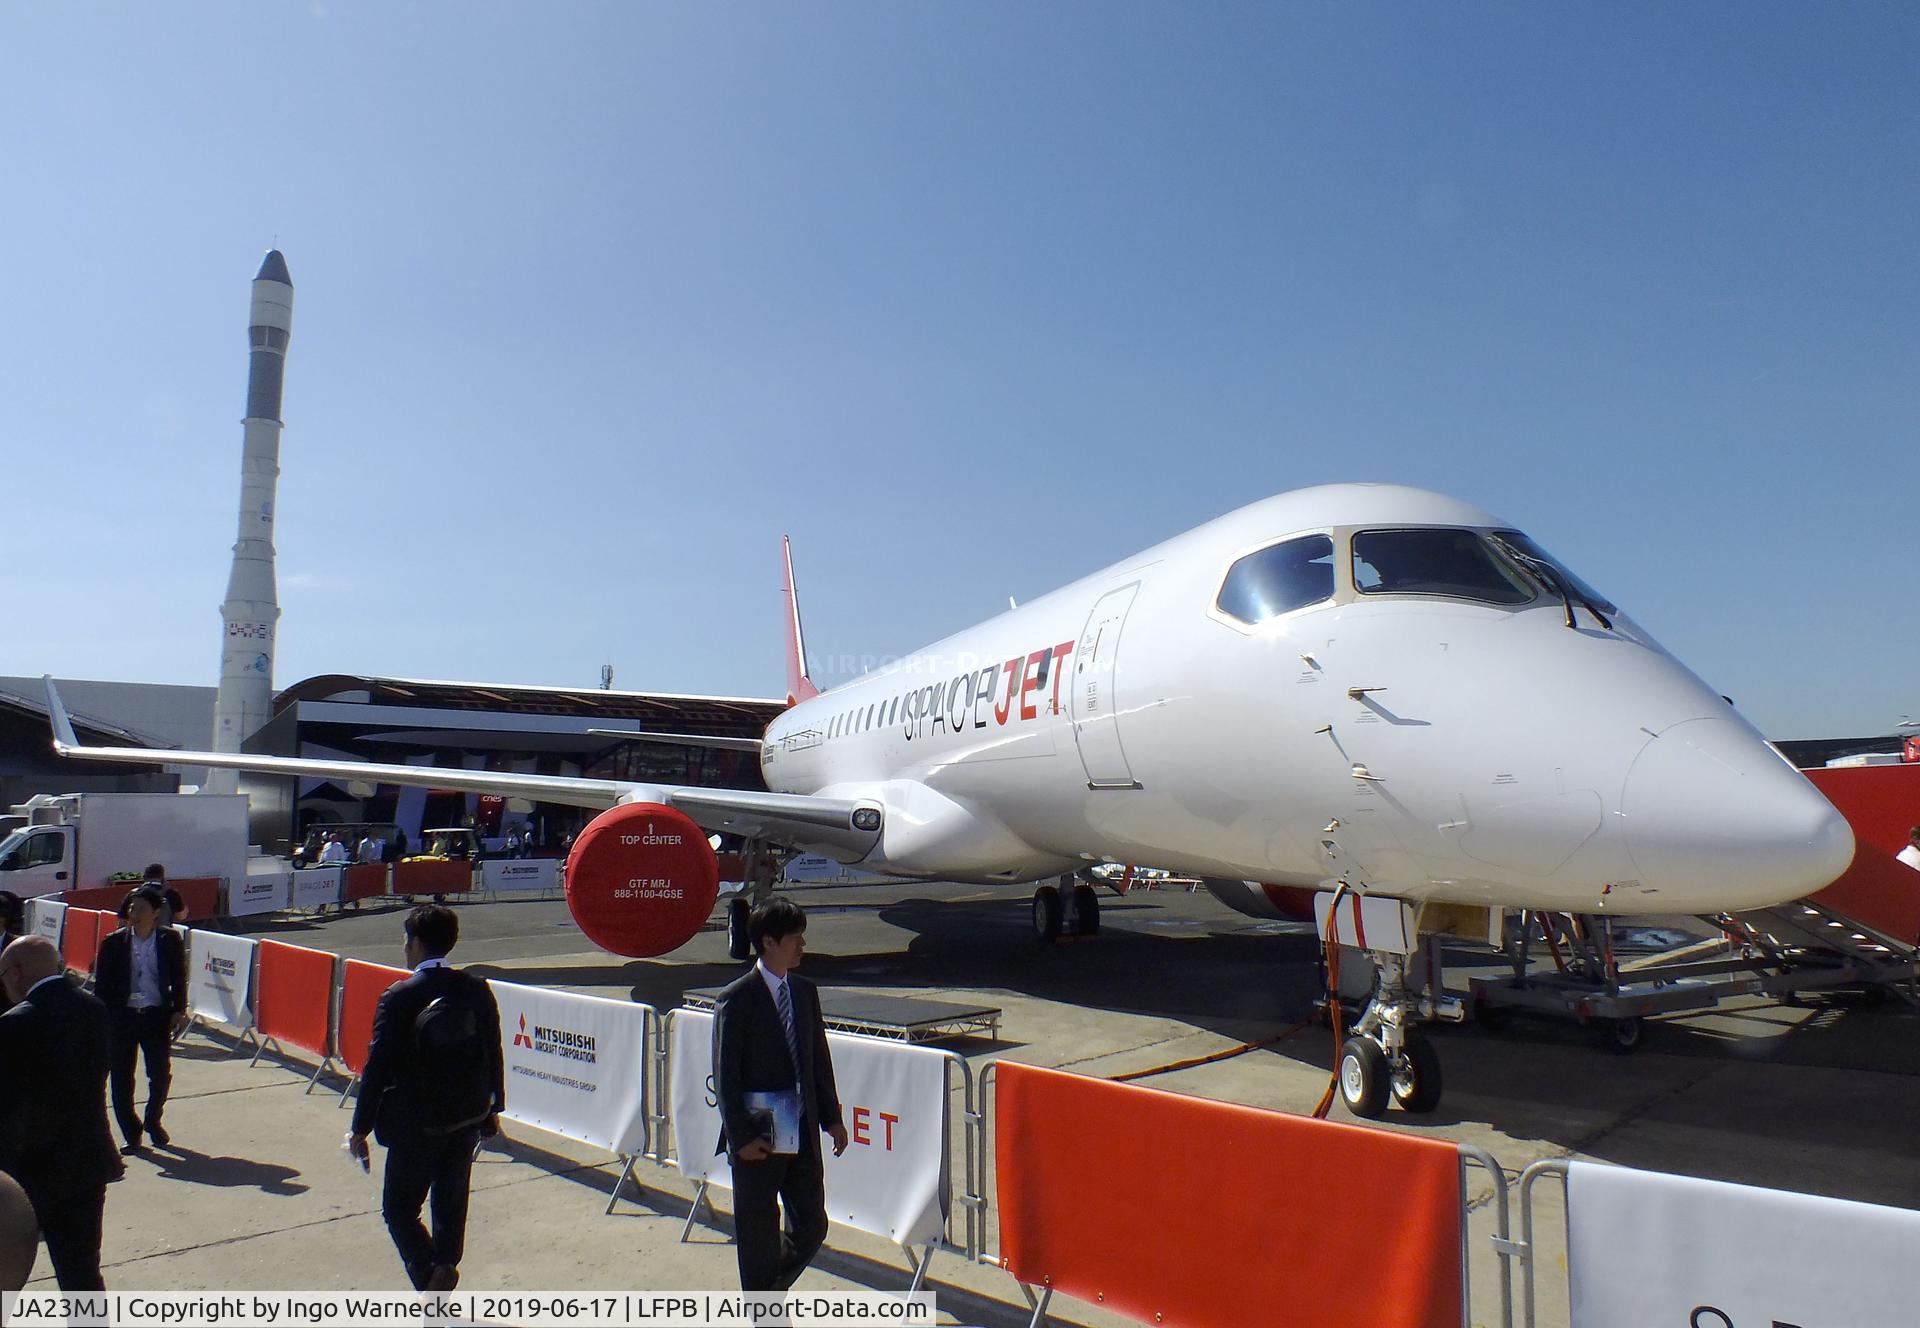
(670, 1008, 949, 1246)
(291, 867, 343, 911)
(187, 929, 257, 1030)
(488, 980, 648, 1156)
(231, 864, 291, 917)
(1567, 1159, 1920, 1326)
(27, 898, 65, 945)
(481, 859, 559, 893)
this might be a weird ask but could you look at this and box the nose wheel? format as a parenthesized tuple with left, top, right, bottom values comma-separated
(1332, 948, 1463, 1119)
(1338, 1030, 1442, 1118)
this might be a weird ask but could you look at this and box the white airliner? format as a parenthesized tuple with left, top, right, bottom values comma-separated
(45, 483, 1853, 1117)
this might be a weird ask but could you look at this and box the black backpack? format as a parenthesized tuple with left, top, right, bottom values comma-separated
(411, 983, 494, 1135)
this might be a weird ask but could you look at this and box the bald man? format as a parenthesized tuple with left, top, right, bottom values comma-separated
(0, 1169, 37, 1291)
(0, 936, 120, 1289)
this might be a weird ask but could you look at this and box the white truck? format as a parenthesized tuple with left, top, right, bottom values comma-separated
(0, 792, 250, 899)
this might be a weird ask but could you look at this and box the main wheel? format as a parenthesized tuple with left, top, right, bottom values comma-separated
(1338, 1036, 1389, 1119)
(726, 897, 751, 961)
(1600, 1015, 1644, 1054)
(1031, 885, 1064, 942)
(1071, 884, 1100, 935)
(1390, 1031, 1444, 1113)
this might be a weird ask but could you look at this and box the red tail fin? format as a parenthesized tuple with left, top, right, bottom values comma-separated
(782, 535, 820, 707)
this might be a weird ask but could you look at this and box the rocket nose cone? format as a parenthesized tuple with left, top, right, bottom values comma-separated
(255, 250, 292, 286)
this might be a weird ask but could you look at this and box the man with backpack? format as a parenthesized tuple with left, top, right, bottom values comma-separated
(346, 905, 503, 1292)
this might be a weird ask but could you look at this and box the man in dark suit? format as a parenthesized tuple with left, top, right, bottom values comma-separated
(94, 883, 189, 1152)
(347, 905, 503, 1293)
(0, 936, 122, 1290)
(713, 897, 847, 1293)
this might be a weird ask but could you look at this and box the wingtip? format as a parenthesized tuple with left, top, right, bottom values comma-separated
(42, 675, 80, 753)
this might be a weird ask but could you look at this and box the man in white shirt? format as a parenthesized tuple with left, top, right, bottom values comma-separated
(318, 835, 349, 866)
(93, 885, 188, 1153)
(1897, 826, 1920, 872)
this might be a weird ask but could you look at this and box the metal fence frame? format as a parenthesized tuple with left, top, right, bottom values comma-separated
(1514, 1158, 1573, 1328)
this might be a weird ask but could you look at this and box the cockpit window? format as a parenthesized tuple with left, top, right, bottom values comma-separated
(1217, 534, 1335, 624)
(1352, 528, 1535, 605)
(1490, 530, 1617, 614)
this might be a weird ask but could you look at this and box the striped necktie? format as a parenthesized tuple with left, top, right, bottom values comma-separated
(775, 978, 802, 1076)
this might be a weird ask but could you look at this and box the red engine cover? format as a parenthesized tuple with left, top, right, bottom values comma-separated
(564, 803, 719, 958)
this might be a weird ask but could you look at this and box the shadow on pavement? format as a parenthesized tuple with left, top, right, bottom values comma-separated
(148, 1146, 309, 1195)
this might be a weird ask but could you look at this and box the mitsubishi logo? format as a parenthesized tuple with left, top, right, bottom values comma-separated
(512, 1013, 532, 1049)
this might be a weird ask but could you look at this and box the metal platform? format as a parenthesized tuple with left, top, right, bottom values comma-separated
(681, 987, 1001, 1044)
(1466, 901, 1920, 1049)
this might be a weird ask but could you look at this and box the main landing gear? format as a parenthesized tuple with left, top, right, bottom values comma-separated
(727, 842, 779, 962)
(1335, 949, 1463, 1119)
(1031, 875, 1100, 942)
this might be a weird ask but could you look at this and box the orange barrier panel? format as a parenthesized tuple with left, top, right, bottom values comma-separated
(60, 908, 107, 976)
(391, 860, 474, 896)
(1807, 765, 1920, 945)
(61, 885, 134, 913)
(996, 1061, 1461, 1328)
(63, 877, 223, 921)
(255, 939, 338, 1061)
(338, 959, 410, 1078)
(341, 864, 389, 903)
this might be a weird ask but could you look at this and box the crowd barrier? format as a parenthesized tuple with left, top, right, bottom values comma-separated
(185, 927, 259, 1050)
(25, 897, 65, 947)
(341, 863, 389, 903)
(252, 939, 339, 1089)
(291, 866, 345, 911)
(59, 876, 223, 920)
(664, 1008, 977, 1289)
(60, 907, 108, 976)
(231, 867, 292, 917)
(1519, 1157, 1919, 1327)
(391, 860, 473, 896)
(335, 958, 409, 1100)
(988, 1060, 1501, 1328)
(133, 923, 1917, 1327)
(489, 980, 653, 1204)
(479, 859, 560, 894)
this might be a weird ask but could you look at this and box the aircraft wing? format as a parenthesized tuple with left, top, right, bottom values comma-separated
(43, 677, 879, 860)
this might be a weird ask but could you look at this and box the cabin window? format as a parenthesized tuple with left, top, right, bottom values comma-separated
(1216, 534, 1335, 624)
(1352, 528, 1534, 605)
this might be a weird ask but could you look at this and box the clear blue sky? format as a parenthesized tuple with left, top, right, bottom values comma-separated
(1, 4, 1912, 740)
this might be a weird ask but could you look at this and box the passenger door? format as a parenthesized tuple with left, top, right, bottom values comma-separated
(1069, 583, 1141, 789)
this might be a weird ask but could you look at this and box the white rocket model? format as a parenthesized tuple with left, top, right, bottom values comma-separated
(207, 250, 293, 795)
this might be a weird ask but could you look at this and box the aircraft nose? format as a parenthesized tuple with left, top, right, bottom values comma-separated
(1621, 717, 1854, 911)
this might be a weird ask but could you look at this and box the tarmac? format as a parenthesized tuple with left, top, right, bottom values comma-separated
(36, 880, 1920, 1327)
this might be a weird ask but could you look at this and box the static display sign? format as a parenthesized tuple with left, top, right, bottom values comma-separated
(187, 929, 257, 1030)
(290, 867, 343, 911)
(27, 898, 64, 945)
(481, 859, 559, 893)
(670, 1008, 950, 1247)
(1567, 1160, 1920, 1327)
(489, 979, 649, 1156)
(564, 803, 717, 957)
(231, 865, 291, 917)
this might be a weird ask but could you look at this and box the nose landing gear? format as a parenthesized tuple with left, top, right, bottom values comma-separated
(1330, 947, 1463, 1120)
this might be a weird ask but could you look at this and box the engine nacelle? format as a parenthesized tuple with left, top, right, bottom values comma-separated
(565, 802, 719, 957)
(1200, 878, 1319, 923)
